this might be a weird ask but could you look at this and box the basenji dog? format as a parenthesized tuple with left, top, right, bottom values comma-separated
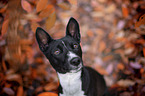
(36, 17, 107, 96)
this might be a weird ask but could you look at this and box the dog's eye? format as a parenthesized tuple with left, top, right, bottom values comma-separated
(73, 44, 78, 49)
(54, 50, 60, 55)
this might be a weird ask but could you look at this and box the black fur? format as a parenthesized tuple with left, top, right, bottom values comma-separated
(36, 17, 107, 96)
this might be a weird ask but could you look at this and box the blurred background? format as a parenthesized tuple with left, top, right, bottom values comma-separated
(0, 0, 145, 96)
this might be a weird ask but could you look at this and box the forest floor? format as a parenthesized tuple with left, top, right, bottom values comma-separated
(0, 0, 145, 96)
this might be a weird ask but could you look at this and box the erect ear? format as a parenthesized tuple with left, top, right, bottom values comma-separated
(36, 27, 53, 52)
(66, 17, 81, 43)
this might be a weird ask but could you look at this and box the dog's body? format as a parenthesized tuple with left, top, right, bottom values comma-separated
(36, 17, 107, 96)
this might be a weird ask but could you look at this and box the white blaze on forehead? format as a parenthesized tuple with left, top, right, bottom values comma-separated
(61, 40, 68, 50)
(67, 51, 78, 60)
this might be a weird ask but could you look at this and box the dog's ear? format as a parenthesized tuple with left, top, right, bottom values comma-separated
(66, 17, 80, 43)
(36, 27, 53, 52)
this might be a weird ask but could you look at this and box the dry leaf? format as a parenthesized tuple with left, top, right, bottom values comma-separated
(39, 4, 55, 18)
(103, 55, 113, 61)
(130, 62, 142, 69)
(117, 63, 125, 70)
(0, 5, 7, 13)
(17, 86, 23, 96)
(45, 12, 56, 30)
(122, 4, 129, 18)
(135, 14, 145, 27)
(44, 82, 58, 91)
(1, 19, 9, 36)
(31, 22, 40, 32)
(57, 2, 71, 10)
(3, 87, 15, 95)
(38, 92, 58, 96)
(117, 79, 135, 87)
(68, 0, 77, 5)
(21, 0, 32, 13)
(98, 41, 106, 52)
(36, 0, 48, 13)
(87, 30, 94, 37)
(143, 47, 145, 57)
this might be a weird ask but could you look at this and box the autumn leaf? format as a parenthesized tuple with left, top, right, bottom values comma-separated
(98, 41, 106, 52)
(68, 0, 77, 5)
(87, 30, 94, 37)
(0, 5, 7, 13)
(135, 14, 145, 28)
(143, 47, 145, 57)
(21, 0, 32, 13)
(45, 12, 56, 30)
(57, 2, 71, 10)
(17, 86, 23, 96)
(117, 63, 125, 70)
(38, 4, 55, 18)
(122, 4, 129, 18)
(1, 19, 9, 36)
(36, 0, 48, 13)
(31, 22, 40, 32)
(38, 92, 58, 96)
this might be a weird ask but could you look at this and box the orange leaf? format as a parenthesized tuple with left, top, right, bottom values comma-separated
(38, 4, 55, 18)
(135, 14, 145, 28)
(122, 4, 129, 18)
(1, 19, 9, 36)
(98, 41, 106, 52)
(135, 39, 145, 45)
(87, 30, 94, 37)
(21, 0, 32, 13)
(36, 0, 48, 13)
(0, 5, 7, 13)
(31, 22, 40, 32)
(103, 55, 113, 61)
(38, 92, 58, 96)
(143, 47, 145, 57)
(68, 0, 77, 5)
(117, 63, 125, 70)
(17, 86, 23, 96)
(45, 12, 56, 30)
(57, 2, 71, 10)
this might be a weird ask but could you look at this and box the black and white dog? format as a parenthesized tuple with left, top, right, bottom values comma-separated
(36, 17, 107, 96)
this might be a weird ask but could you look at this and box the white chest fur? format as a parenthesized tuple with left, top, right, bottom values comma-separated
(57, 71, 86, 96)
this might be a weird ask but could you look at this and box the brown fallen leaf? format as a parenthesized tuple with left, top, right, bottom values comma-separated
(31, 21, 40, 33)
(135, 14, 145, 28)
(68, 0, 77, 5)
(38, 92, 58, 96)
(36, 0, 48, 13)
(143, 47, 145, 57)
(17, 86, 23, 96)
(21, 0, 32, 13)
(117, 63, 125, 70)
(122, 4, 129, 18)
(98, 41, 106, 53)
(57, 2, 71, 10)
(45, 12, 56, 30)
(38, 4, 55, 18)
(1, 19, 9, 36)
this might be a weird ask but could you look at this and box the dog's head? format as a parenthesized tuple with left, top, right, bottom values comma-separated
(36, 17, 83, 74)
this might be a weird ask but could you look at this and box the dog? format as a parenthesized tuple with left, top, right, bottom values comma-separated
(36, 17, 107, 96)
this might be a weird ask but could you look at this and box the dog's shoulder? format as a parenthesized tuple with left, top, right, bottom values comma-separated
(82, 66, 107, 96)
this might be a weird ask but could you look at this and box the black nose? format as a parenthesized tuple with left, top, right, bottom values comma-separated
(70, 57, 81, 66)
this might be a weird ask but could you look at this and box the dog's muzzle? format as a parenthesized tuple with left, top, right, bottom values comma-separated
(70, 57, 81, 66)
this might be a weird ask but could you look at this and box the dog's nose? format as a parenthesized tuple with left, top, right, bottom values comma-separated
(70, 57, 81, 66)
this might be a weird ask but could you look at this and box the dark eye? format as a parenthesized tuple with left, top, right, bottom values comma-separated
(54, 50, 60, 55)
(73, 44, 78, 49)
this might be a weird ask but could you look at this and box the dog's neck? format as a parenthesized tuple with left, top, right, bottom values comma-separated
(57, 70, 85, 96)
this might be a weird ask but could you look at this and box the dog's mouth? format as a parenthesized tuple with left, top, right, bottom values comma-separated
(69, 63, 83, 73)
